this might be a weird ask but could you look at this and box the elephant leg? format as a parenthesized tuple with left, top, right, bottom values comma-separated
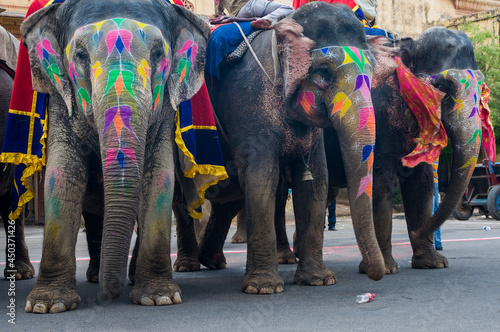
(400, 163, 448, 269)
(173, 180, 201, 272)
(360, 161, 398, 274)
(276, 181, 296, 264)
(230, 208, 247, 244)
(2, 185, 35, 280)
(2, 203, 35, 280)
(25, 129, 87, 314)
(291, 144, 336, 286)
(130, 124, 181, 306)
(198, 200, 243, 269)
(82, 212, 103, 283)
(241, 153, 284, 294)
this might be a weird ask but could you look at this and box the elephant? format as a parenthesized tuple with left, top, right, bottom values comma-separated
(174, 2, 386, 295)
(20, 0, 209, 313)
(327, 27, 483, 274)
(214, 26, 485, 275)
(0, 27, 35, 280)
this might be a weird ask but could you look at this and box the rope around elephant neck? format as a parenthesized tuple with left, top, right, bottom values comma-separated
(233, 22, 275, 86)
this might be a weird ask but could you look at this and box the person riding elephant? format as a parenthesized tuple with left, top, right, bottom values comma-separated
(174, 2, 386, 295)
(213, 0, 294, 30)
(16, 0, 212, 313)
(0, 25, 36, 281)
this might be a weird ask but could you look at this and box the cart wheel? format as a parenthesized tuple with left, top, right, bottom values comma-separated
(452, 201, 473, 220)
(487, 185, 500, 220)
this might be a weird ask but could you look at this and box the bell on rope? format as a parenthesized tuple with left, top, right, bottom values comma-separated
(302, 169, 314, 181)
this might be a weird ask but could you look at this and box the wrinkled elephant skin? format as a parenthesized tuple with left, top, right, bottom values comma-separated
(20, 0, 209, 313)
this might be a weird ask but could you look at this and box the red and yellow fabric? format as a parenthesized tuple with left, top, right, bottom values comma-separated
(478, 83, 496, 163)
(394, 57, 448, 168)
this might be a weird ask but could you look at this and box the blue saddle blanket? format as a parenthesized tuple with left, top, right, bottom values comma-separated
(206, 22, 256, 79)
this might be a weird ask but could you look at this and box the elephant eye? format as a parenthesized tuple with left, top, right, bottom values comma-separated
(72, 48, 91, 77)
(312, 67, 334, 90)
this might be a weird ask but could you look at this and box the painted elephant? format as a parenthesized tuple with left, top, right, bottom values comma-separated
(174, 2, 386, 295)
(328, 26, 483, 274)
(0, 27, 35, 280)
(20, 0, 209, 313)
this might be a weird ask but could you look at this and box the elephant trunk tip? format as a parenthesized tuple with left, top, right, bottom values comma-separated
(367, 267, 385, 281)
(99, 272, 125, 300)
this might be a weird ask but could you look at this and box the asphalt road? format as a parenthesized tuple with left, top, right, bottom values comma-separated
(1, 213, 499, 331)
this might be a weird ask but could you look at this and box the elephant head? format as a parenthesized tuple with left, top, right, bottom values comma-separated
(398, 27, 483, 238)
(21, 0, 209, 299)
(276, 3, 385, 280)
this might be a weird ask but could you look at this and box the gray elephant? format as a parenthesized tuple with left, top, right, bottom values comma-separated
(174, 2, 386, 295)
(0, 26, 35, 280)
(332, 27, 484, 274)
(20, 0, 209, 313)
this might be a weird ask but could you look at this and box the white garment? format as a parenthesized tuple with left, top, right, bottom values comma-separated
(237, 0, 294, 22)
(0, 25, 19, 71)
(355, 0, 378, 21)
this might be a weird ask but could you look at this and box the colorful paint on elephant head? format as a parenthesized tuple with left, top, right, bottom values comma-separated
(432, 69, 484, 179)
(64, 18, 172, 181)
(310, 46, 376, 199)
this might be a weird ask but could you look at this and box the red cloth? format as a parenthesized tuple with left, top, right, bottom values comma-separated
(479, 83, 496, 162)
(293, 0, 357, 10)
(8, 0, 49, 116)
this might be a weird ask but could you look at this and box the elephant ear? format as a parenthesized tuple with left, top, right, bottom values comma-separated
(367, 36, 399, 89)
(397, 37, 416, 71)
(20, 3, 76, 116)
(274, 18, 315, 104)
(167, 4, 211, 108)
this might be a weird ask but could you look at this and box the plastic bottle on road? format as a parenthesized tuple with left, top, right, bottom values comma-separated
(483, 226, 491, 231)
(356, 293, 375, 303)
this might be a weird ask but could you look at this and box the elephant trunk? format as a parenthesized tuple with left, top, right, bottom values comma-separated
(414, 74, 482, 240)
(99, 163, 143, 299)
(96, 102, 147, 299)
(331, 118, 385, 281)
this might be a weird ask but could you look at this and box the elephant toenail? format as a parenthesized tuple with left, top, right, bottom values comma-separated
(141, 297, 155, 306)
(70, 302, 78, 310)
(50, 303, 66, 313)
(244, 285, 258, 294)
(156, 296, 173, 305)
(173, 292, 182, 304)
(25, 301, 32, 312)
(33, 303, 48, 314)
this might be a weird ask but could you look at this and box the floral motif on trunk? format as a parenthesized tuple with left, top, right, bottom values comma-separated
(436, 69, 484, 179)
(311, 46, 375, 199)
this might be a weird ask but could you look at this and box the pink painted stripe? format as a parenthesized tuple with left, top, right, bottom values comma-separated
(1, 237, 499, 266)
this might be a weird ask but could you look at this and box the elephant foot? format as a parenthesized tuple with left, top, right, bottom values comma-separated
(25, 283, 80, 314)
(277, 248, 297, 264)
(359, 255, 398, 275)
(230, 230, 247, 243)
(198, 251, 226, 270)
(130, 280, 182, 306)
(294, 264, 336, 286)
(86, 264, 99, 283)
(4, 258, 35, 280)
(242, 270, 284, 294)
(173, 255, 200, 272)
(412, 247, 449, 269)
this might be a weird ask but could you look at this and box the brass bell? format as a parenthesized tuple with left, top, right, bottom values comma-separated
(302, 169, 314, 181)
